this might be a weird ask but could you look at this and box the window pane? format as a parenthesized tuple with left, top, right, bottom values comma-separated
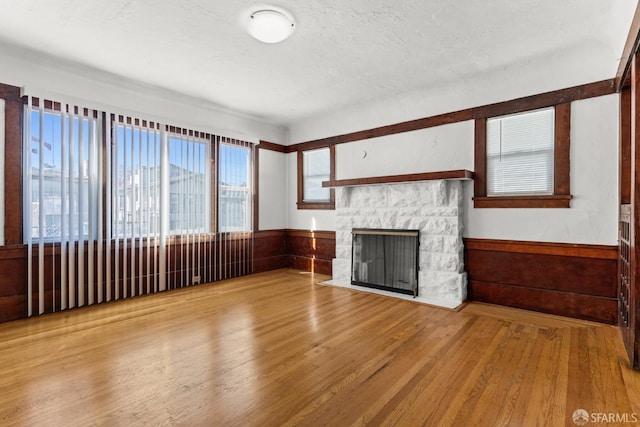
(168, 135, 209, 235)
(303, 147, 330, 201)
(486, 107, 554, 196)
(113, 125, 162, 238)
(219, 143, 251, 232)
(26, 109, 100, 241)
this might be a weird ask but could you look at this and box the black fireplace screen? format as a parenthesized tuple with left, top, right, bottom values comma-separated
(351, 228, 420, 296)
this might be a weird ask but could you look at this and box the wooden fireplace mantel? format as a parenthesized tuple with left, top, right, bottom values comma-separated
(322, 169, 474, 188)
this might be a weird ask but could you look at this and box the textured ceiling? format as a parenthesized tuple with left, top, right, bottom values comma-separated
(0, 0, 636, 127)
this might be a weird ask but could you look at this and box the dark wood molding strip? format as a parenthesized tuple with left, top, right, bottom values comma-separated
(289, 80, 616, 152)
(464, 238, 617, 260)
(472, 195, 572, 209)
(257, 140, 287, 153)
(616, 1, 640, 90)
(323, 169, 473, 188)
(254, 229, 287, 239)
(554, 103, 571, 195)
(285, 229, 336, 240)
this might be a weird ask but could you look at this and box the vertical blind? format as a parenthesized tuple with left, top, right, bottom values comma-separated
(486, 107, 555, 196)
(24, 97, 255, 317)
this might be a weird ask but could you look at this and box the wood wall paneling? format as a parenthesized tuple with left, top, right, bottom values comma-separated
(285, 229, 335, 276)
(253, 230, 288, 273)
(465, 238, 618, 324)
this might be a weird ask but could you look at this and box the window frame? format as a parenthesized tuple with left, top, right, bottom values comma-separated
(297, 144, 335, 210)
(473, 102, 572, 208)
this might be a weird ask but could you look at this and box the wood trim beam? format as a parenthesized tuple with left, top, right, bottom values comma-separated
(473, 119, 487, 198)
(322, 169, 473, 188)
(622, 86, 632, 205)
(472, 195, 572, 209)
(616, 1, 640, 90)
(2, 83, 23, 245)
(464, 238, 618, 260)
(554, 103, 571, 195)
(289, 80, 615, 152)
(257, 140, 287, 153)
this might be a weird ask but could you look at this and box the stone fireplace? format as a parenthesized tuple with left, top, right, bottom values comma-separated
(327, 179, 467, 309)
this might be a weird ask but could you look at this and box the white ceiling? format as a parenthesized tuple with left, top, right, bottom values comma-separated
(0, 0, 636, 128)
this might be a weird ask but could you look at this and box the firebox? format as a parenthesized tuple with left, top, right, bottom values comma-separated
(351, 228, 420, 296)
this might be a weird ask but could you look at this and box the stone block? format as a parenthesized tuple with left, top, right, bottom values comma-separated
(388, 183, 432, 207)
(349, 186, 387, 208)
(335, 187, 350, 209)
(442, 236, 463, 254)
(431, 253, 462, 272)
(431, 180, 448, 206)
(332, 258, 351, 282)
(420, 271, 467, 304)
(421, 235, 444, 253)
(336, 244, 351, 260)
(424, 217, 459, 235)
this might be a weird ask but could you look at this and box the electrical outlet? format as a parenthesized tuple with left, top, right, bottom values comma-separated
(192, 275, 201, 284)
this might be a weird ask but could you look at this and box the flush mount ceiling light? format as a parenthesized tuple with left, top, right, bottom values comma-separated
(247, 9, 295, 43)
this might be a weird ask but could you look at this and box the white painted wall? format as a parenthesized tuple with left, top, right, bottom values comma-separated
(258, 149, 287, 230)
(464, 94, 620, 245)
(336, 121, 474, 179)
(287, 94, 620, 246)
(0, 41, 287, 144)
(288, 40, 620, 146)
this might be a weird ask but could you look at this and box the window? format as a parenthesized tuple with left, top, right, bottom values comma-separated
(168, 134, 210, 235)
(25, 106, 101, 241)
(474, 103, 571, 208)
(219, 142, 253, 232)
(24, 104, 254, 242)
(486, 107, 554, 196)
(113, 124, 162, 238)
(297, 145, 335, 210)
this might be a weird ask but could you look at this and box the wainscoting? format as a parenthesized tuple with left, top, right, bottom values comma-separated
(465, 238, 618, 324)
(0, 229, 335, 324)
(0, 233, 618, 325)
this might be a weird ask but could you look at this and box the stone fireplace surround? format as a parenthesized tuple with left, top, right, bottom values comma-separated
(326, 179, 467, 309)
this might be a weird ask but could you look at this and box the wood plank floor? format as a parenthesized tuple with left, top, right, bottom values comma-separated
(0, 268, 639, 426)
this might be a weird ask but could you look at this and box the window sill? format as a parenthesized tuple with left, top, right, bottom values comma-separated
(297, 201, 335, 210)
(473, 194, 572, 208)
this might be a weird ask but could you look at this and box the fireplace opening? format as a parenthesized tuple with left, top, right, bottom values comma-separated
(351, 228, 420, 296)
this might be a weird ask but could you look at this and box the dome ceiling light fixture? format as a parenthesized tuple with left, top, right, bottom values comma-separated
(247, 9, 295, 43)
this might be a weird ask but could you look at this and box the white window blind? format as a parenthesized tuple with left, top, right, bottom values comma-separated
(303, 147, 330, 201)
(486, 107, 555, 196)
(24, 97, 255, 318)
(219, 141, 253, 233)
(24, 101, 103, 314)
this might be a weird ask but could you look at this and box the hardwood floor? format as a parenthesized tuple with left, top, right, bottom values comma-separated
(0, 268, 638, 426)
